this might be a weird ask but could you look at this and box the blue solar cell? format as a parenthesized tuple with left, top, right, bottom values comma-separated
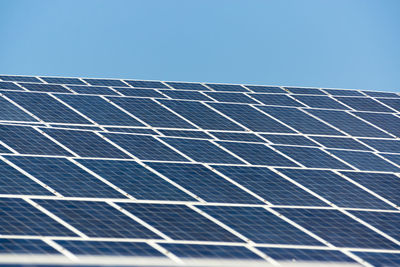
(307, 109, 390, 138)
(0, 81, 24, 90)
(340, 171, 400, 207)
(218, 142, 298, 166)
(0, 97, 38, 122)
(244, 85, 285, 93)
(159, 100, 244, 131)
(261, 134, 318, 146)
(161, 244, 262, 259)
(199, 206, 322, 245)
(205, 92, 258, 104)
(278, 168, 393, 209)
(359, 138, 400, 153)
(311, 136, 372, 151)
(0, 75, 41, 83)
(324, 89, 364, 96)
(83, 78, 128, 87)
(125, 80, 169, 89)
(209, 103, 294, 133)
(0, 158, 52, 196)
(362, 91, 400, 98)
(104, 127, 157, 135)
(40, 77, 85, 85)
(36, 200, 160, 238)
(0, 142, 12, 153)
(43, 128, 130, 158)
(108, 97, 194, 129)
(259, 106, 343, 135)
(213, 165, 326, 206)
(161, 138, 243, 164)
(292, 95, 349, 110)
(211, 132, 265, 142)
(205, 83, 249, 92)
(257, 247, 355, 263)
(335, 97, 393, 112)
(352, 111, 400, 137)
(162, 90, 212, 101)
(113, 87, 166, 98)
(159, 129, 211, 139)
(285, 87, 326, 95)
(0, 125, 72, 156)
(0, 198, 76, 236)
(56, 240, 164, 257)
(55, 94, 144, 126)
(165, 81, 210, 91)
(328, 149, 399, 172)
(67, 85, 119, 96)
(378, 98, 400, 112)
(349, 211, 400, 241)
(119, 203, 241, 242)
(250, 94, 305, 107)
(77, 159, 195, 201)
(273, 146, 351, 169)
(102, 133, 188, 161)
(4, 92, 92, 124)
(7, 156, 124, 198)
(0, 239, 59, 255)
(147, 162, 262, 204)
(19, 83, 70, 93)
(275, 208, 399, 249)
(49, 124, 102, 131)
(353, 252, 400, 267)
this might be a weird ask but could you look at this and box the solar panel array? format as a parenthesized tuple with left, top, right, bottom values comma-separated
(0, 75, 400, 266)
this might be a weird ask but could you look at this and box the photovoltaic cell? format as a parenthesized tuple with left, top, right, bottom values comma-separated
(165, 81, 210, 91)
(209, 103, 294, 133)
(77, 159, 195, 201)
(259, 106, 343, 135)
(108, 97, 194, 129)
(278, 168, 393, 209)
(327, 149, 399, 172)
(0, 97, 38, 122)
(160, 244, 262, 259)
(257, 247, 355, 263)
(104, 127, 157, 135)
(352, 111, 400, 137)
(205, 83, 249, 92)
(250, 94, 305, 107)
(19, 83, 70, 93)
(274, 208, 399, 249)
(335, 97, 393, 112)
(307, 109, 390, 138)
(56, 240, 164, 257)
(43, 128, 130, 158)
(83, 78, 128, 87)
(6, 156, 124, 198)
(340, 171, 400, 207)
(0, 198, 76, 236)
(323, 89, 364, 96)
(0, 239, 59, 255)
(213, 165, 326, 206)
(147, 162, 262, 204)
(211, 132, 265, 142)
(0, 125, 73, 156)
(119, 203, 242, 242)
(378, 98, 400, 112)
(67, 85, 119, 96)
(40, 77, 85, 85)
(0, 75, 41, 83)
(261, 134, 318, 146)
(125, 80, 169, 89)
(159, 100, 244, 131)
(292, 95, 349, 110)
(244, 85, 285, 93)
(310, 136, 372, 151)
(113, 87, 165, 98)
(0, 81, 24, 90)
(272, 145, 351, 169)
(102, 133, 188, 161)
(4, 92, 92, 124)
(36, 200, 160, 238)
(358, 138, 400, 153)
(159, 129, 212, 139)
(199, 206, 322, 245)
(55, 94, 144, 126)
(284, 87, 326, 95)
(205, 92, 258, 104)
(162, 90, 212, 101)
(161, 138, 243, 164)
(362, 91, 400, 98)
(353, 252, 400, 266)
(217, 142, 298, 166)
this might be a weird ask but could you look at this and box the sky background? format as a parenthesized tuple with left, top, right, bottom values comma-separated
(0, 0, 399, 91)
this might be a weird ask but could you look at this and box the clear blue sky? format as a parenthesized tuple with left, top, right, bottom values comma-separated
(0, 0, 399, 91)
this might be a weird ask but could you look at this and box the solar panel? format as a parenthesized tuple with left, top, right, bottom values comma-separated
(0, 75, 399, 267)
